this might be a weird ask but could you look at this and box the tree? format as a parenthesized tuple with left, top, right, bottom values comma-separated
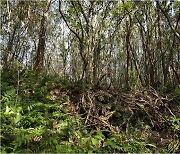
(34, 0, 52, 71)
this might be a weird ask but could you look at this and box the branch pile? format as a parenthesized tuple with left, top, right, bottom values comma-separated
(70, 87, 179, 133)
(50, 86, 179, 134)
(120, 87, 179, 128)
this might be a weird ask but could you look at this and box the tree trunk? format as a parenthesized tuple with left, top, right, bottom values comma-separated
(125, 15, 132, 89)
(4, 24, 17, 69)
(34, 0, 51, 72)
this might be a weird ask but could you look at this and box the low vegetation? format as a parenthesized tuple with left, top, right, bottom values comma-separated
(1, 70, 179, 153)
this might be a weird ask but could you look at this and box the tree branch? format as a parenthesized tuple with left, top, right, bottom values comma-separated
(156, 1, 180, 40)
(59, 0, 82, 42)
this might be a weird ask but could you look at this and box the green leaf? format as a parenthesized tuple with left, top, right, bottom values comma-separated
(5, 106, 10, 113)
(95, 130, 105, 139)
(88, 150, 93, 154)
(91, 138, 98, 146)
(104, 139, 118, 149)
(14, 113, 21, 123)
(81, 137, 89, 144)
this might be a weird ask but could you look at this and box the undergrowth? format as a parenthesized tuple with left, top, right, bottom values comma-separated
(1, 70, 179, 153)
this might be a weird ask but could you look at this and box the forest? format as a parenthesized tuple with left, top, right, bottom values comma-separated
(1, 0, 180, 153)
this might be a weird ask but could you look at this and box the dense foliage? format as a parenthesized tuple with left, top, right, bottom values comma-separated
(1, 70, 179, 153)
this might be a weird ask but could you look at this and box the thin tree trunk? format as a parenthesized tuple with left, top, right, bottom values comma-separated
(4, 24, 17, 69)
(130, 44, 144, 86)
(125, 18, 131, 89)
(157, 3, 166, 85)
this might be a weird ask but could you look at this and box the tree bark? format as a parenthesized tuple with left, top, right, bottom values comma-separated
(34, 0, 51, 72)
(125, 15, 132, 89)
(4, 24, 17, 69)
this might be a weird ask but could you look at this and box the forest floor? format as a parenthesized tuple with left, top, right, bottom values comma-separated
(1, 70, 180, 153)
